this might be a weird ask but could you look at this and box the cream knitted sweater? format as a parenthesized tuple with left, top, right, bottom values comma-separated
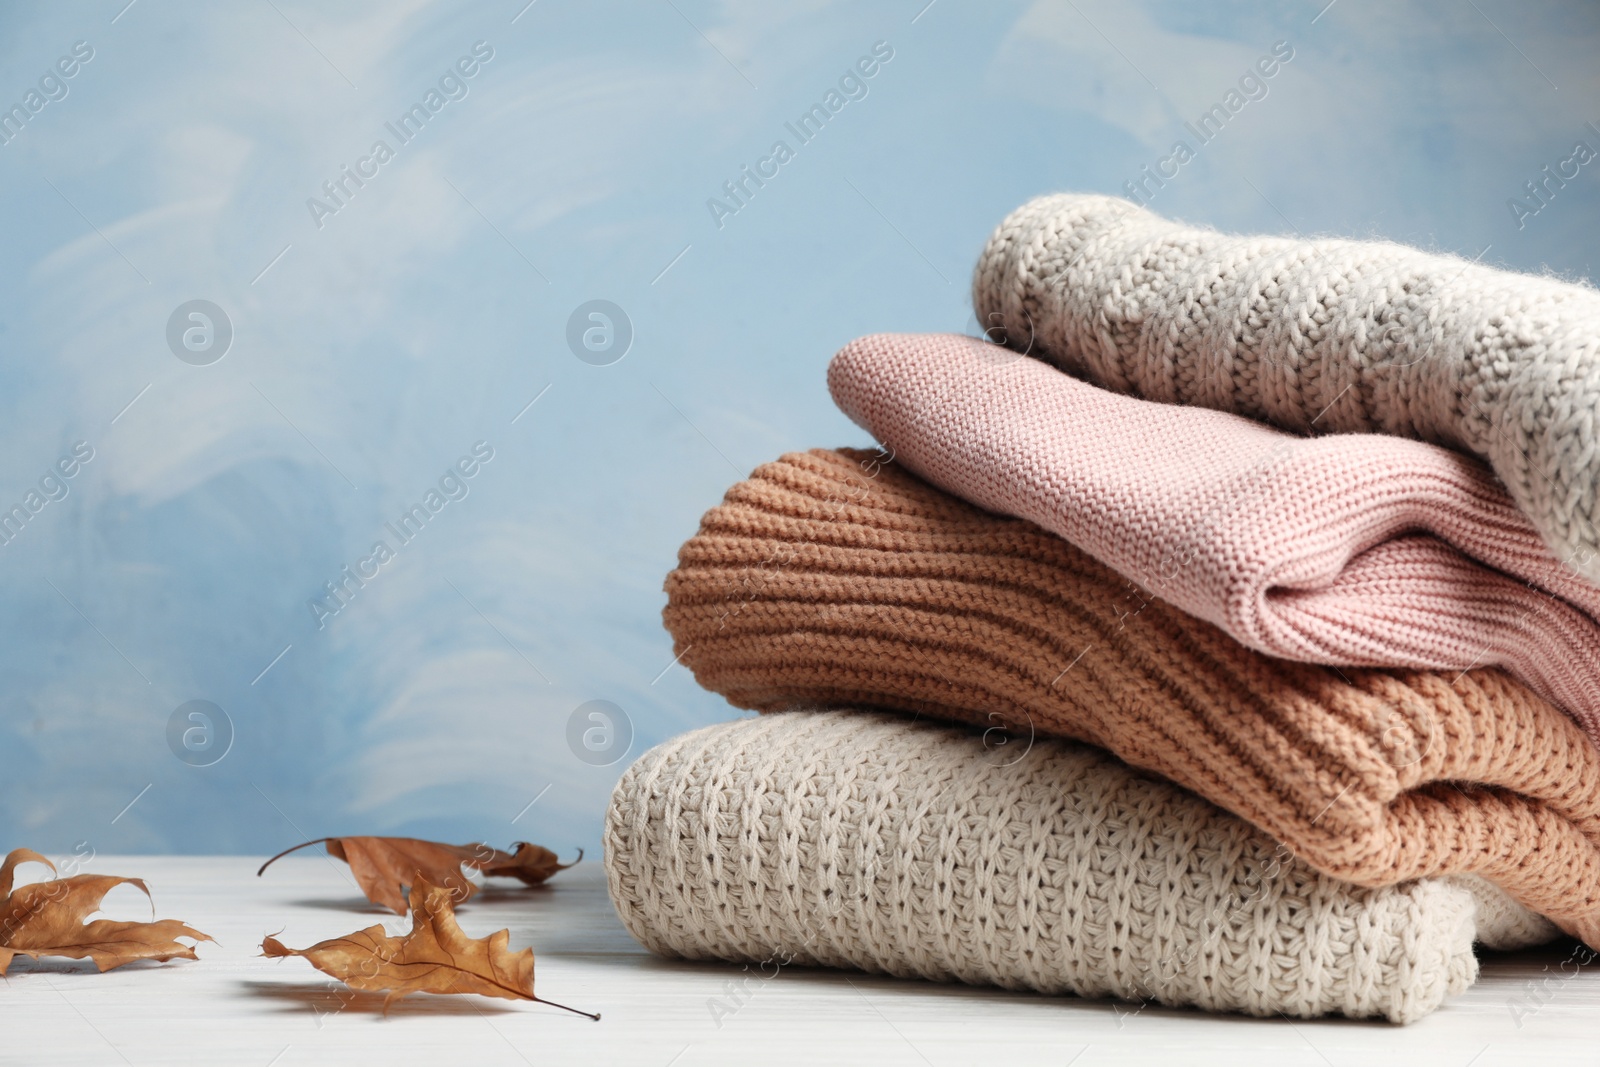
(972, 193, 1600, 580)
(605, 711, 1558, 1024)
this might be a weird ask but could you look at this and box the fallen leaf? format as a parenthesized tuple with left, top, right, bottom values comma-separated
(261, 877, 598, 1018)
(0, 848, 212, 975)
(475, 841, 575, 886)
(257, 837, 581, 914)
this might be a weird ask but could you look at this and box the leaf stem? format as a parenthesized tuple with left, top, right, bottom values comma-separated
(534, 995, 601, 1021)
(256, 838, 337, 876)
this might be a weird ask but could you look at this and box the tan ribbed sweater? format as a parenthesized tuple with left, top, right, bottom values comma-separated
(663, 448, 1600, 946)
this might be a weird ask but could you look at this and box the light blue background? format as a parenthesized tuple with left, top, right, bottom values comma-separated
(2, 0, 1597, 857)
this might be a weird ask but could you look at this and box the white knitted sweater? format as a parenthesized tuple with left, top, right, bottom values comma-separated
(604, 711, 1557, 1023)
(972, 193, 1600, 580)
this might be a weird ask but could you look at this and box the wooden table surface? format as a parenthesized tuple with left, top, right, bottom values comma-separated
(5, 855, 1598, 1066)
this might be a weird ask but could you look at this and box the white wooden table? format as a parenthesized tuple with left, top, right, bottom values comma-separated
(6, 856, 1598, 1066)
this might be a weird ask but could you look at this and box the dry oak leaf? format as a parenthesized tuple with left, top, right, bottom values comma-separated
(260, 877, 598, 1018)
(0, 848, 212, 975)
(257, 837, 580, 914)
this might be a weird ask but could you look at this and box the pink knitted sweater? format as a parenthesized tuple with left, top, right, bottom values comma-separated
(828, 333, 1600, 741)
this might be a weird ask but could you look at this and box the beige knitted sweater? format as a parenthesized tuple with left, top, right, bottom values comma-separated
(605, 711, 1558, 1023)
(971, 193, 1600, 581)
(662, 449, 1600, 946)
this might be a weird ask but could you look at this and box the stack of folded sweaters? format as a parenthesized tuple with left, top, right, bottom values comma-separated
(604, 193, 1600, 1023)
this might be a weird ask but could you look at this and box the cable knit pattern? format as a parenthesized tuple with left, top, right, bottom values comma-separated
(971, 193, 1600, 581)
(828, 332, 1600, 738)
(661, 448, 1600, 947)
(604, 712, 1558, 1023)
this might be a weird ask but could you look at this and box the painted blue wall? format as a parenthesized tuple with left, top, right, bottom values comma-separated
(2, 0, 1597, 857)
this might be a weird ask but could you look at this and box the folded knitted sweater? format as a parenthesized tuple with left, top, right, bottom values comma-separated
(971, 193, 1600, 582)
(828, 332, 1600, 739)
(605, 711, 1558, 1023)
(661, 448, 1600, 947)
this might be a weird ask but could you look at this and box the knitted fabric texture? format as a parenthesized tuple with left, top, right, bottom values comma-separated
(661, 448, 1600, 946)
(971, 193, 1600, 581)
(604, 711, 1558, 1024)
(828, 332, 1600, 738)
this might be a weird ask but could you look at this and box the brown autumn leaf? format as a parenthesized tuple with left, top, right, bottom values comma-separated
(0, 848, 212, 975)
(261, 877, 598, 1018)
(476, 841, 575, 886)
(257, 836, 581, 914)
